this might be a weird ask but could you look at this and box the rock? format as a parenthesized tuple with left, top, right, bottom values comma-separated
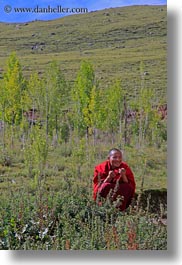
(134, 189, 167, 213)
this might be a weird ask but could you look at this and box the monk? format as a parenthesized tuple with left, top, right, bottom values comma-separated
(93, 148, 136, 211)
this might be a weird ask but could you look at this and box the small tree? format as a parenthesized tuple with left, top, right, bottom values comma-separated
(71, 61, 96, 138)
(3, 52, 26, 125)
(0, 53, 26, 150)
(43, 62, 69, 142)
(24, 126, 48, 187)
(102, 80, 124, 144)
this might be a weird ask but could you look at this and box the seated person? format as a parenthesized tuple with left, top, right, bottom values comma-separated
(93, 148, 136, 211)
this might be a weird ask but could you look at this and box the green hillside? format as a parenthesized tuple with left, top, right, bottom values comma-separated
(0, 5, 167, 100)
(0, 5, 167, 250)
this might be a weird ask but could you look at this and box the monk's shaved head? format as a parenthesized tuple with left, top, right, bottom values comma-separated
(108, 148, 123, 157)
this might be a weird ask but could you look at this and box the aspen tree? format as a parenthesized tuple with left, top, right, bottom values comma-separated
(3, 53, 26, 125)
(44, 62, 69, 142)
(1, 53, 26, 150)
(72, 61, 96, 138)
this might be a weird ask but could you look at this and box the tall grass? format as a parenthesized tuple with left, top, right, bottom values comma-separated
(0, 183, 167, 250)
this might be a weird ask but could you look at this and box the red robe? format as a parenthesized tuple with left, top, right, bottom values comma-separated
(93, 160, 136, 210)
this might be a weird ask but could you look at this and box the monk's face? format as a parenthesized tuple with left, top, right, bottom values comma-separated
(108, 151, 122, 169)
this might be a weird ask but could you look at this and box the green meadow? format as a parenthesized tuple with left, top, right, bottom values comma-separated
(0, 5, 167, 250)
(0, 5, 166, 98)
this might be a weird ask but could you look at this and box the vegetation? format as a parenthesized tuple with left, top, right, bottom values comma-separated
(0, 5, 167, 99)
(0, 5, 167, 250)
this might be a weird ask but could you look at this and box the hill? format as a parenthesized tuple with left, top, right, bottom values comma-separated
(0, 5, 167, 100)
(0, 6, 167, 250)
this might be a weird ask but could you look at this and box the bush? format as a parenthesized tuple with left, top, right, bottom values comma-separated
(0, 185, 167, 250)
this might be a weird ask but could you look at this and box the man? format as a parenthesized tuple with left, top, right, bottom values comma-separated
(93, 148, 136, 211)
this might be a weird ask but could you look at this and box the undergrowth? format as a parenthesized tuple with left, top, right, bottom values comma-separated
(0, 185, 167, 250)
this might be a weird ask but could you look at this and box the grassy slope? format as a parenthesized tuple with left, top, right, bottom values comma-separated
(0, 5, 167, 101)
(0, 5, 167, 194)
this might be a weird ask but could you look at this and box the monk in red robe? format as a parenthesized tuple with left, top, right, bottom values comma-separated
(93, 148, 136, 211)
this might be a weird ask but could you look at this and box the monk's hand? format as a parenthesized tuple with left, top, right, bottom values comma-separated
(104, 170, 115, 183)
(119, 168, 128, 183)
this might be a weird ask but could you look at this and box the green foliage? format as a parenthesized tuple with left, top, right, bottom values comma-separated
(71, 61, 97, 136)
(103, 79, 124, 133)
(26, 73, 44, 112)
(43, 61, 70, 137)
(0, 187, 167, 250)
(60, 123, 70, 143)
(1, 53, 26, 125)
(23, 126, 48, 180)
(127, 62, 165, 147)
(0, 5, 167, 101)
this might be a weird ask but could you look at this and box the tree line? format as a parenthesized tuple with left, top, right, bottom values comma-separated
(0, 53, 166, 159)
